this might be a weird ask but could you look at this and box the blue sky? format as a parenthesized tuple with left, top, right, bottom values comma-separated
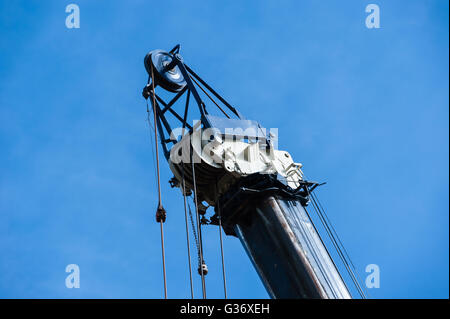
(0, 0, 448, 299)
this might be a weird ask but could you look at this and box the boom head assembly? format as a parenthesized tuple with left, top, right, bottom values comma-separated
(142, 44, 355, 299)
(142, 44, 312, 209)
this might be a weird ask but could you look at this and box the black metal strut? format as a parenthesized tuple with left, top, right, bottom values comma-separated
(142, 45, 243, 160)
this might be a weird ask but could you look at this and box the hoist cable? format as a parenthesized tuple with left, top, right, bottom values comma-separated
(190, 146, 207, 299)
(149, 63, 168, 299)
(181, 163, 194, 299)
(309, 195, 361, 297)
(312, 192, 355, 269)
(303, 205, 351, 297)
(285, 201, 338, 297)
(145, 75, 159, 191)
(158, 213, 167, 299)
(310, 193, 366, 298)
(216, 191, 228, 298)
(145, 101, 159, 193)
(180, 90, 194, 299)
(311, 192, 370, 298)
(187, 200, 201, 265)
(301, 174, 365, 298)
(309, 194, 366, 298)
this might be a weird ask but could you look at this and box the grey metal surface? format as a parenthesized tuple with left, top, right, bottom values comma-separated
(204, 114, 267, 140)
(234, 196, 351, 299)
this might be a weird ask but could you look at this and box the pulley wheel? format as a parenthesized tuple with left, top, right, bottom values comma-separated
(144, 49, 187, 93)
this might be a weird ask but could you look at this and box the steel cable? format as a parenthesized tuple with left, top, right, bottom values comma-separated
(215, 186, 228, 299)
(181, 163, 195, 299)
(149, 63, 168, 299)
(190, 145, 207, 298)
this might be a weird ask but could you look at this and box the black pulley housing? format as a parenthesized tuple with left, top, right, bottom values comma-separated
(144, 50, 187, 93)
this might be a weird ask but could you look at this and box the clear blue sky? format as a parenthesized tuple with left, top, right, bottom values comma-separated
(0, 0, 448, 299)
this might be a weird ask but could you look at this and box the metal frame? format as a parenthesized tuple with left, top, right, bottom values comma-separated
(143, 44, 243, 159)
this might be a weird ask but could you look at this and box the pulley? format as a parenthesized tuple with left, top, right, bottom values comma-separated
(144, 49, 187, 93)
(198, 262, 208, 276)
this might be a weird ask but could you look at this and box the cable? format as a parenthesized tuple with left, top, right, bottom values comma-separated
(215, 187, 228, 299)
(311, 192, 370, 298)
(309, 193, 366, 298)
(180, 93, 194, 297)
(286, 200, 338, 298)
(187, 201, 200, 258)
(145, 74, 159, 190)
(312, 192, 355, 269)
(299, 174, 366, 298)
(302, 205, 350, 298)
(181, 163, 194, 299)
(149, 63, 168, 299)
(146, 101, 159, 195)
(190, 146, 207, 299)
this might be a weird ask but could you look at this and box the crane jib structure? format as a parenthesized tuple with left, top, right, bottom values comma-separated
(141, 44, 364, 299)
